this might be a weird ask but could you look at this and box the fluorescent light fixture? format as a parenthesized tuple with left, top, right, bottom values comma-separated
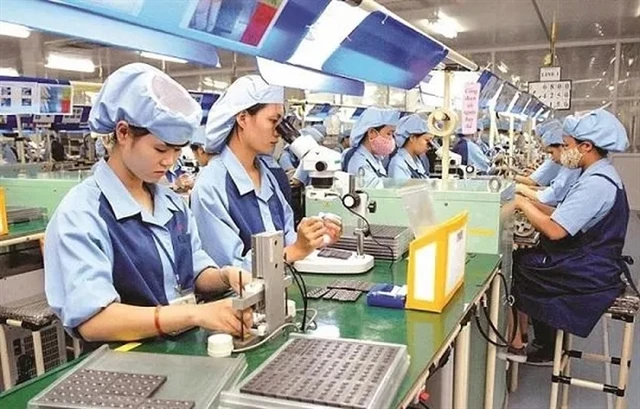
(0, 67, 19, 77)
(140, 51, 187, 64)
(202, 77, 228, 89)
(45, 53, 95, 73)
(497, 61, 509, 74)
(418, 12, 464, 39)
(0, 21, 31, 39)
(288, 1, 369, 69)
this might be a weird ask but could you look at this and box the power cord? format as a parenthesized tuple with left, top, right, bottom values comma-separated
(344, 206, 397, 274)
(286, 262, 310, 332)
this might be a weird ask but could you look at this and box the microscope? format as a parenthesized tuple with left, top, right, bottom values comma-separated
(276, 119, 375, 274)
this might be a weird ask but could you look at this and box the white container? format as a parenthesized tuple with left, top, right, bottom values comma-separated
(207, 334, 234, 358)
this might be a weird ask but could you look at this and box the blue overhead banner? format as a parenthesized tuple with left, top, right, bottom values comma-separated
(33, 0, 448, 90)
(477, 71, 503, 109)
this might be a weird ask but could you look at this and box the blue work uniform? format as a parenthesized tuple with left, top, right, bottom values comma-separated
(278, 146, 299, 172)
(44, 160, 215, 332)
(513, 159, 630, 337)
(530, 158, 561, 187)
(2, 144, 18, 164)
(536, 166, 582, 206)
(191, 146, 297, 272)
(343, 145, 387, 188)
(258, 154, 293, 205)
(387, 148, 428, 180)
(418, 153, 430, 176)
(452, 137, 490, 173)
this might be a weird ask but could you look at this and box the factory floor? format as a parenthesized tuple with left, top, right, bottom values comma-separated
(508, 211, 640, 409)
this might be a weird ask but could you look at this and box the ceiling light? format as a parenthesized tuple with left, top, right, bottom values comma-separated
(418, 12, 465, 39)
(629, 58, 635, 66)
(45, 53, 95, 73)
(0, 21, 31, 39)
(608, 85, 615, 91)
(0, 67, 19, 77)
(140, 51, 187, 64)
(497, 61, 509, 74)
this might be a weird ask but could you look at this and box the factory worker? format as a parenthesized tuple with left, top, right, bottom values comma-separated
(342, 107, 400, 188)
(191, 75, 341, 272)
(451, 126, 491, 173)
(511, 109, 632, 364)
(514, 120, 562, 187)
(44, 64, 253, 342)
(387, 114, 431, 180)
(189, 126, 214, 167)
(334, 129, 351, 153)
(1, 141, 18, 164)
(278, 143, 300, 173)
(515, 120, 581, 206)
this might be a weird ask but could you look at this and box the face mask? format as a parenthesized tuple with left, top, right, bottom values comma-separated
(370, 133, 396, 156)
(560, 146, 583, 169)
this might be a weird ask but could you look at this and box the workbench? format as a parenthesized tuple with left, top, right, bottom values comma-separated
(0, 254, 504, 409)
(0, 219, 47, 248)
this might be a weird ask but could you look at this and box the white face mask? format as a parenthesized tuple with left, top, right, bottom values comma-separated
(560, 146, 583, 169)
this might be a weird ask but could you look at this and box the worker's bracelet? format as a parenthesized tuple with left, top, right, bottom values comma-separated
(154, 305, 167, 337)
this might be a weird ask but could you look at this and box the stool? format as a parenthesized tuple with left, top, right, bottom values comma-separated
(549, 287, 640, 409)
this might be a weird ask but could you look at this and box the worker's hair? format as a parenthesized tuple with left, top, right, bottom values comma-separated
(226, 103, 269, 147)
(576, 138, 608, 158)
(190, 143, 202, 151)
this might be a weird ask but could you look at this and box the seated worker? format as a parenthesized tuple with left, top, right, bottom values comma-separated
(511, 109, 632, 364)
(387, 114, 431, 180)
(516, 120, 581, 206)
(334, 129, 351, 153)
(44, 63, 252, 342)
(191, 75, 341, 271)
(277, 142, 299, 174)
(452, 128, 491, 173)
(514, 120, 562, 187)
(343, 107, 400, 188)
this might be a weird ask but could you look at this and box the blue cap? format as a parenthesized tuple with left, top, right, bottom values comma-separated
(89, 63, 202, 146)
(338, 129, 350, 143)
(190, 126, 206, 147)
(350, 107, 400, 147)
(205, 75, 284, 153)
(478, 117, 491, 131)
(562, 109, 628, 152)
(536, 119, 562, 147)
(301, 126, 324, 143)
(312, 124, 327, 137)
(394, 114, 427, 147)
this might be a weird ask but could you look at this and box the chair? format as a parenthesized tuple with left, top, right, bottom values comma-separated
(549, 286, 640, 409)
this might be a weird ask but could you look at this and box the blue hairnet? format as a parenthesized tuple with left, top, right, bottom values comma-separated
(536, 119, 563, 147)
(497, 118, 510, 131)
(337, 129, 350, 143)
(301, 126, 324, 143)
(478, 117, 491, 131)
(562, 109, 628, 152)
(312, 124, 327, 137)
(191, 126, 206, 147)
(394, 114, 427, 147)
(205, 75, 284, 153)
(89, 63, 201, 146)
(350, 107, 400, 147)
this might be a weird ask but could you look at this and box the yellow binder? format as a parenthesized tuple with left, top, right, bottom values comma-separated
(406, 211, 468, 313)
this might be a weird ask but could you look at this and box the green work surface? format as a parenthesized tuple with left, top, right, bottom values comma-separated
(0, 219, 47, 244)
(0, 254, 501, 409)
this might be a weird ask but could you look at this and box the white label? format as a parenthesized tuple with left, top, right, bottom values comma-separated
(446, 227, 467, 294)
(462, 82, 481, 135)
(540, 66, 561, 82)
(528, 80, 572, 110)
(413, 243, 436, 302)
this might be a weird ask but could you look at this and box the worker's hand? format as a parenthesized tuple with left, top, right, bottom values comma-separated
(514, 194, 528, 209)
(195, 299, 253, 337)
(294, 217, 327, 255)
(320, 214, 343, 246)
(515, 183, 525, 194)
(221, 266, 253, 294)
(176, 174, 194, 190)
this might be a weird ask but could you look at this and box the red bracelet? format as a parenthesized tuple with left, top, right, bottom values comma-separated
(154, 305, 167, 337)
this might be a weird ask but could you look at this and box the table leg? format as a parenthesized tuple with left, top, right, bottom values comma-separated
(485, 275, 501, 409)
(32, 330, 45, 376)
(454, 321, 471, 408)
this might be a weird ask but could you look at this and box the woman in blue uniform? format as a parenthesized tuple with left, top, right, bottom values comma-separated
(451, 128, 491, 173)
(191, 75, 339, 272)
(387, 114, 431, 181)
(515, 120, 581, 207)
(44, 64, 252, 342)
(512, 109, 632, 364)
(343, 107, 400, 188)
(515, 120, 563, 187)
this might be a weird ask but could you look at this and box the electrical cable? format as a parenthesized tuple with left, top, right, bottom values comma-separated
(473, 307, 510, 348)
(344, 206, 396, 274)
(287, 263, 308, 332)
